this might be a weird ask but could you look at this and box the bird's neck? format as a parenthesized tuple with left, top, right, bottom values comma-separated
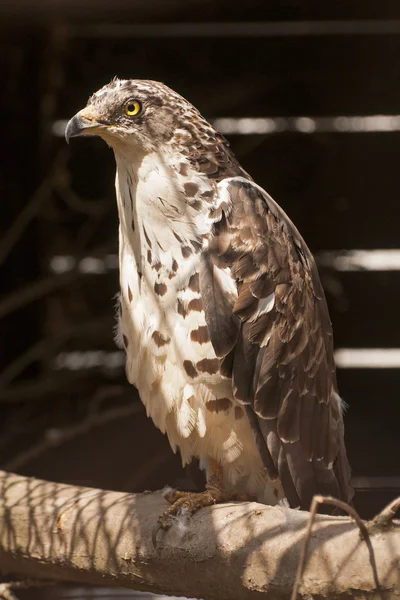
(114, 148, 215, 274)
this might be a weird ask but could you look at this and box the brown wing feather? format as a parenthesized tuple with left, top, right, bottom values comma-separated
(198, 252, 241, 358)
(201, 177, 353, 510)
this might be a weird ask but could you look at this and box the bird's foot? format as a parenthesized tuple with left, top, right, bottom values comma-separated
(157, 484, 248, 532)
(152, 460, 249, 546)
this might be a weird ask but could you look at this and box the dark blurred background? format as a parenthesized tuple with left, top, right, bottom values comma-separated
(1, 4, 400, 575)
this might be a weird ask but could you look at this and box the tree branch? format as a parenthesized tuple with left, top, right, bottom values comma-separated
(0, 272, 79, 320)
(0, 470, 399, 600)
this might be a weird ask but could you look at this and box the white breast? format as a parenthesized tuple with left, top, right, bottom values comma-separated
(113, 149, 285, 505)
(114, 149, 219, 412)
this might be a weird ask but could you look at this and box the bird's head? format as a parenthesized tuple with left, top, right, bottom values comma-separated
(65, 77, 212, 155)
(65, 77, 244, 190)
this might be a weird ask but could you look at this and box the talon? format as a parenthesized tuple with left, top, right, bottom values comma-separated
(163, 490, 176, 504)
(152, 523, 162, 548)
(152, 511, 173, 548)
(164, 489, 186, 504)
(157, 463, 248, 535)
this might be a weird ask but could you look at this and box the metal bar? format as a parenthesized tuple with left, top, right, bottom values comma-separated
(53, 115, 400, 139)
(70, 20, 400, 39)
(352, 476, 400, 491)
(49, 249, 400, 275)
(52, 348, 400, 372)
(335, 349, 400, 369)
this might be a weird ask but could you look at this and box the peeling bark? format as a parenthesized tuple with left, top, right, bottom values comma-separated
(0, 470, 399, 599)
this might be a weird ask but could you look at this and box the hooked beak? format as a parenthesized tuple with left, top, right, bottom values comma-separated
(65, 107, 106, 144)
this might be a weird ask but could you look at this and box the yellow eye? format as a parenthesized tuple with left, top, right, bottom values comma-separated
(124, 100, 141, 117)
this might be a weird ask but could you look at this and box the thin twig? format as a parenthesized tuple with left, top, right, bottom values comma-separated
(367, 496, 400, 535)
(56, 178, 109, 216)
(0, 316, 112, 390)
(0, 271, 79, 320)
(0, 151, 67, 267)
(0, 178, 52, 267)
(290, 495, 383, 600)
(0, 371, 88, 403)
(4, 399, 142, 471)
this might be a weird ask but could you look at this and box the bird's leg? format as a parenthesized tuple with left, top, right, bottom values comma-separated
(158, 459, 248, 531)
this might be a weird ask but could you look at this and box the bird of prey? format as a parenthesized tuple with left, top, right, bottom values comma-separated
(65, 78, 353, 526)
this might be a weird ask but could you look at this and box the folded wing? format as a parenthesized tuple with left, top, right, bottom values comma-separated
(199, 177, 353, 510)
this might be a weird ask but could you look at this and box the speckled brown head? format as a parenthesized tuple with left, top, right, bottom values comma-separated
(65, 77, 243, 179)
(66, 78, 209, 148)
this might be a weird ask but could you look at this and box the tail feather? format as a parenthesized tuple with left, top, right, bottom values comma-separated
(253, 402, 353, 513)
